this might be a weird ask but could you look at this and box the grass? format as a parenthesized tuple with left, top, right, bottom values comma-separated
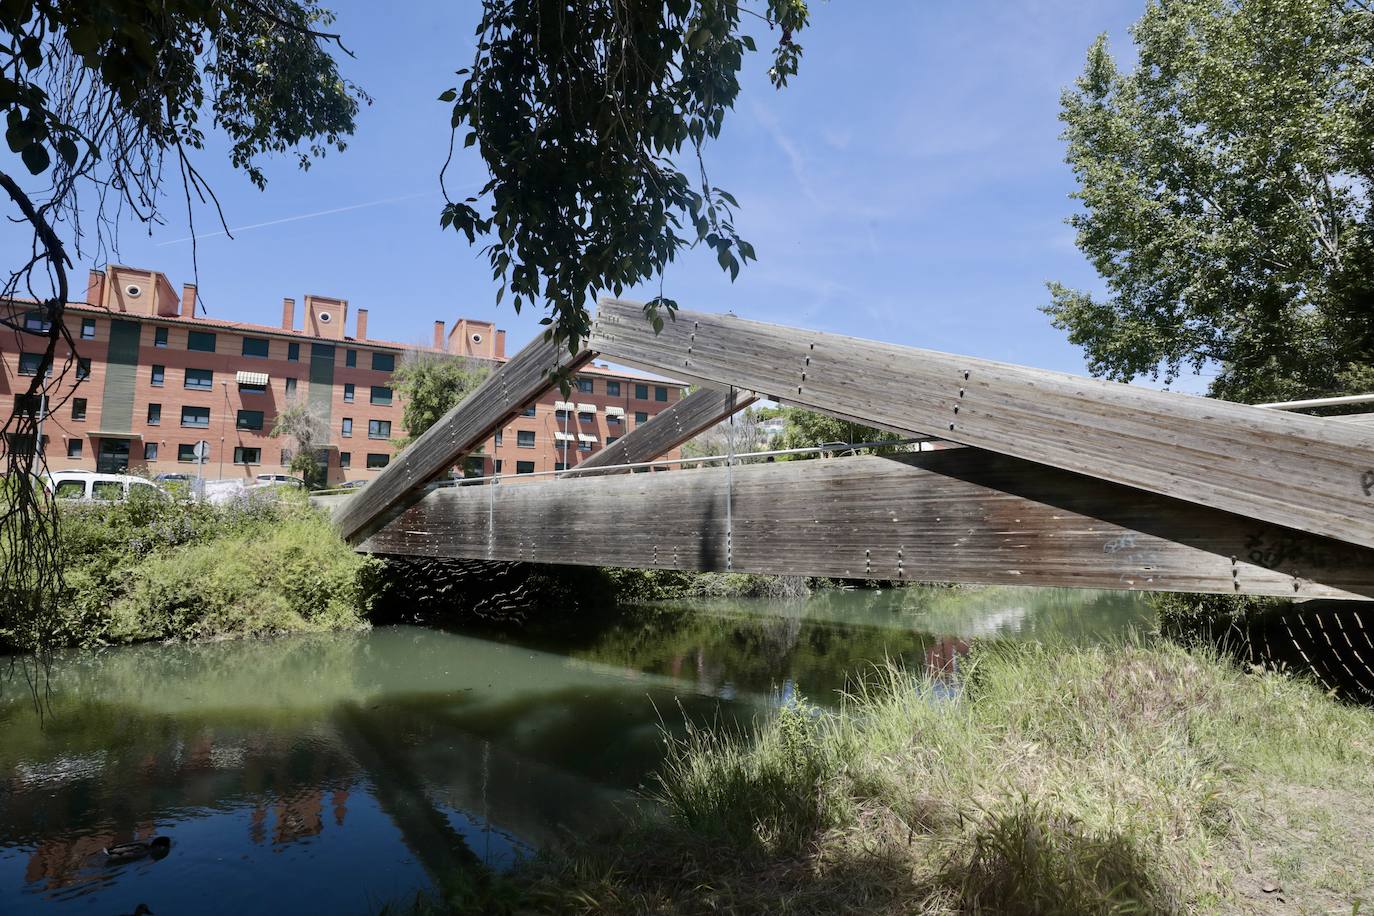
(400, 638, 1374, 914)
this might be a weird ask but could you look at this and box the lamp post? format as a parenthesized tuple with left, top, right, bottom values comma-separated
(217, 380, 229, 479)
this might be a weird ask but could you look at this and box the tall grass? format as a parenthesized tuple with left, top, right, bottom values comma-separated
(518, 639, 1374, 915)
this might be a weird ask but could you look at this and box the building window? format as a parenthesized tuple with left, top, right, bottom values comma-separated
(655, 385, 668, 402)
(239, 381, 267, 395)
(367, 419, 391, 439)
(494, 459, 503, 473)
(147, 403, 161, 425)
(336, 451, 349, 469)
(576, 378, 594, 394)
(76, 358, 91, 380)
(555, 408, 569, 421)
(71, 398, 87, 421)
(554, 461, 566, 471)
(522, 405, 536, 417)
(17, 353, 48, 376)
(607, 413, 622, 426)
(607, 435, 619, 444)
(579, 437, 596, 451)
(236, 410, 265, 431)
(185, 368, 213, 390)
(287, 342, 300, 362)
(577, 410, 595, 424)
(494, 431, 503, 446)
(635, 411, 648, 424)
(366, 453, 389, 469)
(187, 330, 216, 352)
(80, 318, 96, 340)
(177, 443, 199, 462)
(181, 406, 210, 428)
(67, 439, 82, 458)
(343, 383, 355, 403)
(345, 349, 357, 368)
(341, 417, 353, 437)
(242, 337, 269, 358)
(517, 430, 536, 448)
(285, 377, 298, 399)
(370, 385, 392, 405)
(372, 352, 395, 372)
(151, 364, 165, 386)
(607, 381, 621, 397)
(154, 326, 168, 348)
(233, 447, 261, 465)
(635, 384, 648, 400)
(280, 448, 293, 464)
(144, 442, 158, 461)
(12, 394, 41, 418)
(516, 460, 535, 474)
(23, 310, 50, 332)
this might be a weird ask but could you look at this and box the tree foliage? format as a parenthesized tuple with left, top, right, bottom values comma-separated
(270, 402, 330, 487)
(440, 0, 810, 361)
(1, 0, 363, 665)
(1047, 0, 1374, 402)
(391, 352, 491, 448)
(774, 408, 899, 458)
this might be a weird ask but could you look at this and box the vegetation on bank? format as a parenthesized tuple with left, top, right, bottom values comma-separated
(387, 639, 1374, 915)
(0, 491, 381, 652)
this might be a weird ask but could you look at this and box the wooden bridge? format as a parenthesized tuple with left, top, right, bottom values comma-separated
(325, 299, 1374, 601)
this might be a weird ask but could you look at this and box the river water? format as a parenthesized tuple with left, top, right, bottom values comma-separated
(0, 586, 1153, 914)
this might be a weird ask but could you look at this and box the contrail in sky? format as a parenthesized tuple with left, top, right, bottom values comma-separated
(156, 191, 431, 246)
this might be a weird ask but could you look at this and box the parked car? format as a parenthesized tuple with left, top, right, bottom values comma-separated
(252, 474, 306, 490)
(338, 480, 368, 490)
(45, 471, 168, 503)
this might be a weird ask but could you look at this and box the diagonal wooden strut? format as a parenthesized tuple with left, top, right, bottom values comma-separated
(588, 299, 1374, 551)
(334, 334, 592, 543)
(360, 449, 1374, 600)
(564, 386, 758, 477)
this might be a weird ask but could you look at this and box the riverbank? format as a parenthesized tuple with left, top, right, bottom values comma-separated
(409, 639, 1374, 914)
(1, 491, 381, 651)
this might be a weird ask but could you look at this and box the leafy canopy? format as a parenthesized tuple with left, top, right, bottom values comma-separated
(391, 353, 491, 448)
(440, 0, 810, 357)
(1047, 0, 1374, 402)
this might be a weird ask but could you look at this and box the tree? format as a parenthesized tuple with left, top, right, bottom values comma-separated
(391, 353, 491, 448)
(681, 404, 771, 464)
(774, 408, 899, 459)
(1046, 0, 1374, 404)
(440, 0, 811, 366)
(2, 1, 364, 667)
(270, 403, 331, 487)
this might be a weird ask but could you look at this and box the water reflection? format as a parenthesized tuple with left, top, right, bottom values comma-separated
(0, 585, 1154, 914)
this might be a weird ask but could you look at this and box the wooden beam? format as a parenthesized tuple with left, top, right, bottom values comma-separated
(359, 449, 1374, 600)
(564, 386, 758, 477)
(588, 299, 1374, 550)
(333, 334, 592, 543)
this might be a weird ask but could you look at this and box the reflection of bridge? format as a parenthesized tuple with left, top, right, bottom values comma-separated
(326, 300, 1374, 601)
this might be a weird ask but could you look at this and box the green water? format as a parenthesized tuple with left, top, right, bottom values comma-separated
(0, 586, 1154, 914)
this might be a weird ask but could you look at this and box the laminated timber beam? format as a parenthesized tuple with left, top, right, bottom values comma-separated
(359, 449, 1374, 600)
(334, 334, 592, 543)
(564, 386, 758, 477)
(587, 299, 1374, 551)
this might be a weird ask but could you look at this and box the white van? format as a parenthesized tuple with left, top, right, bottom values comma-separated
(45, 471, 168, 503)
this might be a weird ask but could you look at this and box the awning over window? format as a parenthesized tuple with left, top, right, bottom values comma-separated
(576, 402, 597, 413)
(553, 400, 575, 411)
(87, 430, 143, 440)
(554, 431, 575, 441)
(603, 405, 625, 416)
(577, 433, 597, 443)
(236, 370, 269, 386)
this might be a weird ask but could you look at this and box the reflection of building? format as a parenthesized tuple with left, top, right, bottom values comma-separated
(2, 265, 685, 485)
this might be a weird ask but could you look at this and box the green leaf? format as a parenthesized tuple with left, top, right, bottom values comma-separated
(438, 88, 457, 102)
(21, 142, 49, 175)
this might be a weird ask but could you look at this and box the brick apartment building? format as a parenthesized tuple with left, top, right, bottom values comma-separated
(1, 265, 685, 486)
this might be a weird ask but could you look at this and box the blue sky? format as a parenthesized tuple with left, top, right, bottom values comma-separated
(19, 2, 1191, 387)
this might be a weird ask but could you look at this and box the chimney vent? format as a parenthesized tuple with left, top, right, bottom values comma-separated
(282, 297, 295, 331)
(86, 269, 106, 307)
(433, 320, 446, 350)
(181, 283, 198, 318)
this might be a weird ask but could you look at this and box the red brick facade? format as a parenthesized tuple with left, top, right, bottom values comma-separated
(1, 266, 684, 486)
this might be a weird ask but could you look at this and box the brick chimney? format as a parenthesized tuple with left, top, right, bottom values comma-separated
(433, 320, 446, 350)
(282, 297, 295, 331)
(356, 308, 368, 341)
(85, 269, 106, 307)
(181, 283, 198, 318)
(495, 329, 507, 359)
